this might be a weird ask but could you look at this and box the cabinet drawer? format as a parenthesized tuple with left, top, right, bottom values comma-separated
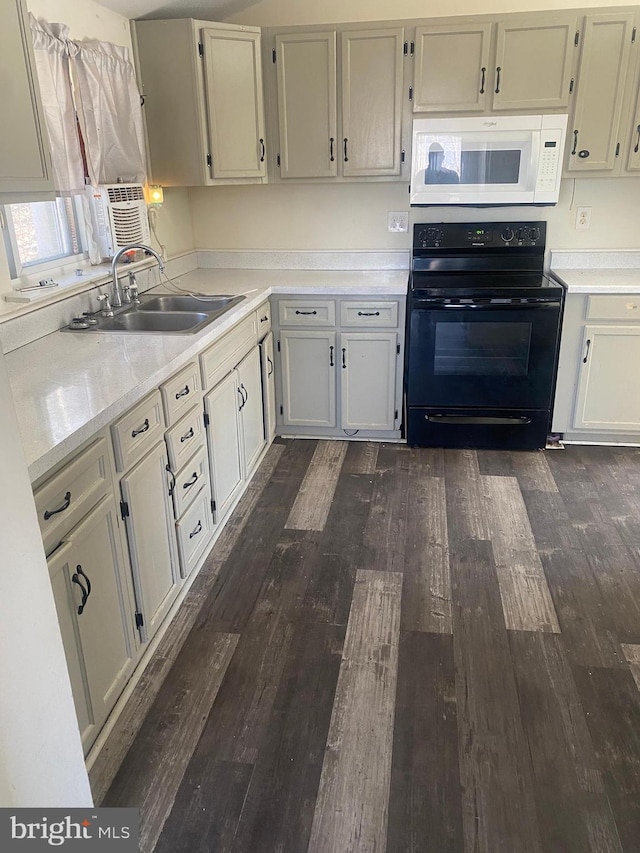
(35, 437, 111, 555)
(278, 299, 336, 326)
(200, 313, 258, 390)
(160, 362, 200, 427)
(111, 391, 164, 472)
(340, 300, 399, 327)
(176, 485, 214, 578)
(165, 405, 205, 471)
(257, 301, 272, 338)
(586, 295, 640, 321)
(172, 445, 208, 519)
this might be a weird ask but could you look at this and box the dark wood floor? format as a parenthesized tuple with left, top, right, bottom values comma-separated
(94, 439, 640, 853)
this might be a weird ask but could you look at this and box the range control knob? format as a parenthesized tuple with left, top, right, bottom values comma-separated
(529, 226, 541, 243)
(501, 227, 514, 242)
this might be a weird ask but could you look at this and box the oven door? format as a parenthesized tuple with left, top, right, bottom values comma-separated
(406, 297, 562, 409)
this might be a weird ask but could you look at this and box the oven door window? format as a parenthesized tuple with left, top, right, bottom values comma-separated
(434, 321, 532, 376)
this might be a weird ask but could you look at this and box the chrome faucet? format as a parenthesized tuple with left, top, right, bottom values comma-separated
(110, 244, 165, 308)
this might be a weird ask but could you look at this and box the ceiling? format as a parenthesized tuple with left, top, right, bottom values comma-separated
(96, 0, 261, 22)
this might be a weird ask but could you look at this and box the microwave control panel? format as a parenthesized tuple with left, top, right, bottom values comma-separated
(534, 128, 564, 194)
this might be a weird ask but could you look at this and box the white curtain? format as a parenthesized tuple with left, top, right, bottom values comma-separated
(29, 16, 85, 195)
(69, 38, 147, 187)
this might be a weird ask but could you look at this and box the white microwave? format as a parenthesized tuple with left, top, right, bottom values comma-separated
(410, 114, 567, 206)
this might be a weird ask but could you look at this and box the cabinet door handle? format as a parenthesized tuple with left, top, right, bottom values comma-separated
(358, 311, 380, 317)
(180, 427, 195, 443)
(295, 310, 317, 316)
(44, 491, 71, 520)
(634, 124, 640, 153)
(342, 347, 347, 368)
(267, 354, 274, 377)
(238, 386, 246, 411)
(259, 138, 265, 162)
(582, 338, 591, 364)
(495, 66, 501, 94)
(329, 345, 334, 367)
(183, 472, 199, 490)
(175, 385, 190, 399)
(72, 565, 92, 615)
(330, 137, 335, 162)
(189, 520, 203, 539)
(240, 383, 248, 404)
(571, 129, 579, 156)
(480, 66, 486, 94)
(165, 464, 176, 496)
(131, 418, 150, 438)
(343, 138, 349, 162)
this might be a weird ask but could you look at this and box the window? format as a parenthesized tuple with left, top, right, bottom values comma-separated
(1, 198, 87, 278)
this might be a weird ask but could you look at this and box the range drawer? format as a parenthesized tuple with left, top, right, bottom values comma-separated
(586, 295, 640, 321)
(111, 391, 164, 472)
(176, 485, 214, 578)
(172, 446, 208, 519)
(160, 362, 200, 427)
(34, 437, 111, 555)
(340, 300, 399, 327)
(278, 299, 336, 326)
(165, 405, 205, 471)
(200, 313, 257, 390)
(257, 301, 272, 338)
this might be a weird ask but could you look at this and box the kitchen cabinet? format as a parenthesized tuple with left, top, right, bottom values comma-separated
(133, 18, 266, 186)
(48, 495, 138, 754)
(412, 14, 576, 115)
(260, 330, 277, 442)
(271, 25, 405, 179)
(274, 297, 403, 438)
(0, 0, 53, 198)
(567, 12, 637, 174)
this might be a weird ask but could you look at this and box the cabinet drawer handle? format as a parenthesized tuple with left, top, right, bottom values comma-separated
(189, 520, 202, 539)
(343, 138, 349, 162)
(495, 66, 501, 94)
(358, 311, 380, 317)
(342, 347, 347, 369)
(295, 310, 317, 316)
(267, 354, 274, 377)
(180, 427, 195, 443)
(330, 137, 335, 162)
(480, 66, 486, 94)
(132, 418, 150, 438)
(582, 338, 591, 364)
(43, 491, 71, 520)
(183, 472, 199, 489)
(260, 315, 269, 323)
(259, 138, 265, 162)
(571, 129, 578, 156)
(175, 385, 190, 399)
(72, 565, 92, 615)
(329, 345, 334, 367)
(635, 124, 640, 154)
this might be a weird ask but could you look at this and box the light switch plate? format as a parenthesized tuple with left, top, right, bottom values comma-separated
(388, 211, 409, 233)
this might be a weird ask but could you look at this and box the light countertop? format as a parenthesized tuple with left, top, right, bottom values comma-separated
(6, 268, 408, 482)
(549, 267, 640, 294)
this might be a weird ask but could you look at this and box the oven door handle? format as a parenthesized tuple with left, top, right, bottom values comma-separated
(411, 299, 561, 310)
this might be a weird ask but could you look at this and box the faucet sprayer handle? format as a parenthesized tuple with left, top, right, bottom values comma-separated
(97, 294, 114, 317)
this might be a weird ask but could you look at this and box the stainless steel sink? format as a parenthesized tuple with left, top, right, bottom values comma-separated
(139, 294, 244, 313)
(99, 311, 210, 333)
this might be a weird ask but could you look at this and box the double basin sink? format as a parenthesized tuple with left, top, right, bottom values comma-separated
(68, 293, 246, 334)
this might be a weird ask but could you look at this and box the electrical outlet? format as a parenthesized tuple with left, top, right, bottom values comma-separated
(575, 206, 592, 230)
(388, 211, 409, 233)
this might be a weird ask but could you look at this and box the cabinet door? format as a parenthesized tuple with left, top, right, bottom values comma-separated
(260, 331, 277, 442)
(280, 331, 336, 427)
(340, 28, 404, 176)
(413, 23, 491, 113)
(48, 495, 137, 753)
(275, 31, 337, 178)
(340, 332, 397, 430)
(626, 85, 640, 172)
(237, 346, 266, 475)
(201, 27, 266, 179)
(0, 0, 53, 196)
(573, 325, 640, 430)
(567, 13, 636, 173)
(120, 442, 180, 643)
(493, 16, 577, 111)
(204, 371, 244, 522)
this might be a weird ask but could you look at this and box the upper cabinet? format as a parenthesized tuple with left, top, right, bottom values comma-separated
(413, 14, 577, 115)
(0, 0, 54, 199)
(269, 25, 406, 181)
(133, 19, 267, 186)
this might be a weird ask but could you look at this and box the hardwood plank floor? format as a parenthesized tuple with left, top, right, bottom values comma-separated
(98, 441, 640, 853)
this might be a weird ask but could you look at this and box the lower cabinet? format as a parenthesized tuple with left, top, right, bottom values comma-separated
(119, 441, 181, 643)
(48, 494, 138, 753)
(340, 332, 398, 430)
(279, 330, 337, 427)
